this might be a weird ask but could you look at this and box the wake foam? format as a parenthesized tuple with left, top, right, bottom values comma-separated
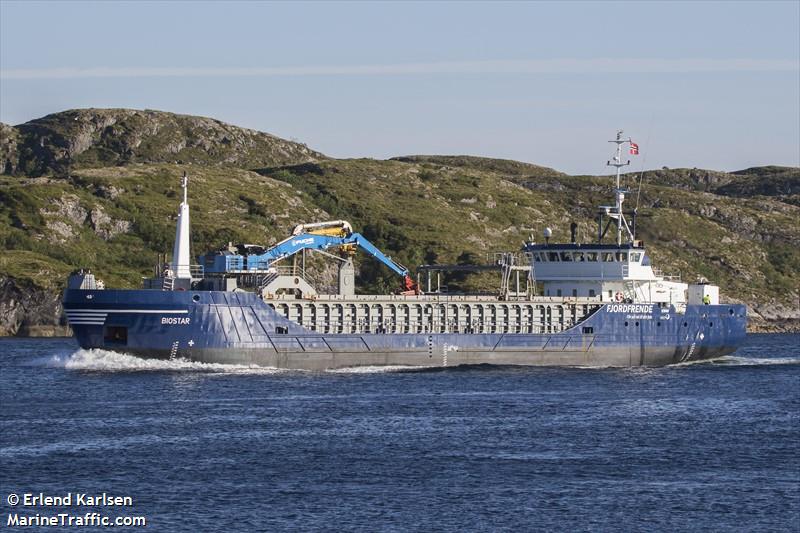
(40, 350, 431, 374)
(671, 355, 800, 367)
(41, 349, 286, 374)
(712, 355, 800, 366)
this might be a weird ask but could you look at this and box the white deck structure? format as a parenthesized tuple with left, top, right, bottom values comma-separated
(524, 130, 717, 308)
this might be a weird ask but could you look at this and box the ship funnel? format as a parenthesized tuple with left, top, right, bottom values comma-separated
(171, 172, 192, 279)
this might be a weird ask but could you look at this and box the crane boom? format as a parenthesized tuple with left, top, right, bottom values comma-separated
(291, 220, 353, 237)
(201, 220, 419, 293)
(244, 232, 409, 277)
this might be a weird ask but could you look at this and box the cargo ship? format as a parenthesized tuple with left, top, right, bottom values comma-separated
(63, 132, 747, 369)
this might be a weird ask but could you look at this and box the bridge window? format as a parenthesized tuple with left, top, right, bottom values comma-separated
(631, 252, 642, 262)
(548, 252, 560, 261)
(616, 252, 628, 261)
(560, 252, 573, 261)
(574, 253, 585, 262)
(603, 253, 615, 262)
(589, 289, 596, 297)
(572, 289, 578, 297)
(275, 326, 288, 334)
(582, 327, 594, 334)
(586, 252, 598, 261)
(556, 289, 562, 297)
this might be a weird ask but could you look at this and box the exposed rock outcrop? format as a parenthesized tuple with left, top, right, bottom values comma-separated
(89, 206, 132, 240)
(0, 276, 69, 337)
(4, 108, 326, 177)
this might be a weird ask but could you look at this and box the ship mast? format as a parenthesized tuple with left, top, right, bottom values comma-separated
(607, 130, 635, 246)
(171, 172, 192, 279)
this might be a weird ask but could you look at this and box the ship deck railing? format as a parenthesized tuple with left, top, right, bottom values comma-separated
(160, 263, 204, 278)
(266, 293, 605, 304)
(653, 268, 682, 281)
(210, 264, 317, 282)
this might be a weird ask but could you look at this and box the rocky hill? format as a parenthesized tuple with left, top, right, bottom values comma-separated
(391, 155, 565, 178)
(620, 165, 800, 206)
(0, 109, 797, 335)
(0, 108, 325, 177)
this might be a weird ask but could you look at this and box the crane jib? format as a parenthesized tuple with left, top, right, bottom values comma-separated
(228, 232, 409, 277)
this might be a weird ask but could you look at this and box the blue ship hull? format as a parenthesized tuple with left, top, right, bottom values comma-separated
(63, 289, 747, 369)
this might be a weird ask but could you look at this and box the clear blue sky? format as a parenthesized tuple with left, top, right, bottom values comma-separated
(1, 0, 798, 174)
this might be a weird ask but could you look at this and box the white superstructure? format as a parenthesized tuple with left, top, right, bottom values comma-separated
(524, 131, 718, 308)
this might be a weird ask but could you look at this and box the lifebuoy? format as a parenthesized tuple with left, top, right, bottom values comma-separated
(615, 291, 624, 302)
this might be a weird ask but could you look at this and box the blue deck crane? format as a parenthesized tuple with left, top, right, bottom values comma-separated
(202, 222, 419, 294)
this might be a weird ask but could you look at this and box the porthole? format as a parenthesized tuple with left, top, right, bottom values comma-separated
(192, 294, 201, 302)
(635, 322, 639, 327)
(657, 322, 661, 327)
(624, 321, 629, 327)
(683, 322, 688, 327)
(709, 322, 713, 328)
(729, 309, 734, 315)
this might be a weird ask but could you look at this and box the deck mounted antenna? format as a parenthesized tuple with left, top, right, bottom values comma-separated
(607, 130, 635, 246)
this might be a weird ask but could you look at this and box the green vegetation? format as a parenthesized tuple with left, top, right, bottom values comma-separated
(0, 108, 798, 333)
(0, 250, 74, 289)
(0, 165, 324, 290)
(263, 158, 799, 301)
(390, 155, 565, 178)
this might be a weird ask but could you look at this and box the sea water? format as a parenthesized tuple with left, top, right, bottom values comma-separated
(1, 334, 798, 531)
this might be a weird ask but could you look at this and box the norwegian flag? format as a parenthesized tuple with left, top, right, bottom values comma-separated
(629, 142, 639, 155)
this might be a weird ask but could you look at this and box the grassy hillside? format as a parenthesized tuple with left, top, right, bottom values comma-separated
(0, 109, 798, 334)
(260, 159, 800, 304)
(620, 165, 800, 206)
(2, 158, 796, 307)
(391, 155, 565, 178)
(0, 165, 327, 289)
